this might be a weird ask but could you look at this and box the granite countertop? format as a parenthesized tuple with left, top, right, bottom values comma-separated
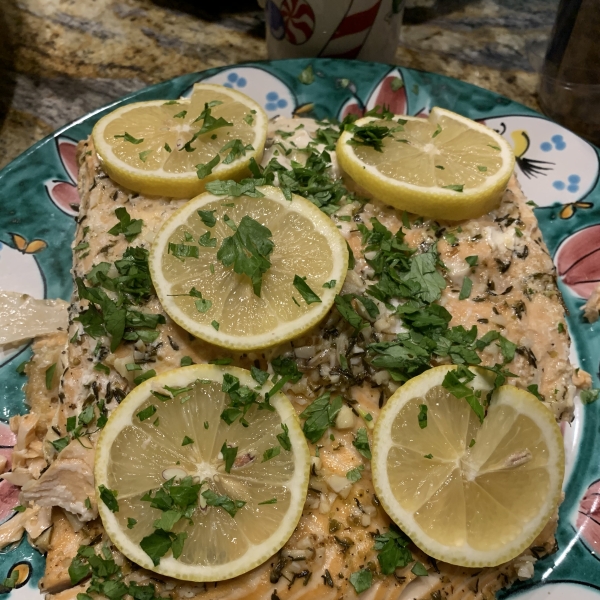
(0, 0, 559, 169)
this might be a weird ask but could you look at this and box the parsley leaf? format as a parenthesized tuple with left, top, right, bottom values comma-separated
(198, 209, 217, 227)
(136, 405, 157, 421)
(582, 388, 600, 404)
(220, 139, 254, 164)
(221, 442, 238, 473)
(262, 446, 281, 462)
(352, 427, 371, 459)
(107, 208, 143, 243)
(417, 404, 428, 428)
(277, 423, 292, 451)
(300, 393, 343, 443)
(373, 526, 413, 575)
(45, 363, 56, 390)
(98, 485, 119, 512)
(196, 155, 220, 179)
(442, 366, 484, 422)
(114, 132, 143, 144)
(349, 570, 372, 594)
(459, 277, 472, 300)
(346, 465, 364, 482)
(201, 490, 246, 518)
(216, 216, 274, 297)
(293, 275, 321, 304)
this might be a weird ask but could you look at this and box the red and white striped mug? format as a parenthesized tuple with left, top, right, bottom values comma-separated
(257, 0, 405, 62)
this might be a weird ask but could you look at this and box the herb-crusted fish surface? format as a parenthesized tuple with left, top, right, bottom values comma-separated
(5, 116, 580, 600)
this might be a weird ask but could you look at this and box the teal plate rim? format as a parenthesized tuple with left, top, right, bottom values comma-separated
(0, 58, 599, 600)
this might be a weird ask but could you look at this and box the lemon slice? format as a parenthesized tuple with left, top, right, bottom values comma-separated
(371, 365, 564, 568)
(336, 107, 515, 221)
(149, 185, 348, 350)
(92, 83, 267, 198)
(95, 364, 310, 581)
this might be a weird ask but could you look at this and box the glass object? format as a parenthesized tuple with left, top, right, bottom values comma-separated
(538, 0, 600, 145)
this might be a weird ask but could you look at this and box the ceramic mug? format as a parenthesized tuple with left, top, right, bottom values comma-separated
(257, 0, 405, 62)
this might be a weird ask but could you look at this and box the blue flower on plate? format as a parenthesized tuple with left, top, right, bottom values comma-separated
(553, 174, 581, 193)
(541, 134, 567, 152)
(265, 91, 288, 112)
(223, 72, 247, 89)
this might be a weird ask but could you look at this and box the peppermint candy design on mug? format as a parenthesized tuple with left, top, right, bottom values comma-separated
(280, 0, 316, 45)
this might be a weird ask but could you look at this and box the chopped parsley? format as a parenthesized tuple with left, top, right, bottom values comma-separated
(352, 427, 371, 459)
(442, 184, 464, 192)
(221, 443, 238, 473)
(220, 139, 254, 164)
(277, 423, 292, 451)
(114, 132, 143, 144)
(527, 384, 545, 401)
(293, 275, 321, 304)
(181, 436, 194, 446)
(465, 255, 479, 267)
(323, 279, 336, 289)
(459, 276, 473, 300)
(196, 155, 220, 179)
(98, 485, 119, 512)
(168, 243, 199, 260)
(139, 150, 151, 162)
(45, 363, 56, 390)
(346, 465, 364, 482)
(262, 446, 281, 462)
(201, 489, 245, 518)
(417, 404, 428, 429)
(374, 526, 413, 574)
(216, 216, 274, 297)
(198, 209, 217, 227)
(349, 570, 372, 594)
(300, 392, 343, 443)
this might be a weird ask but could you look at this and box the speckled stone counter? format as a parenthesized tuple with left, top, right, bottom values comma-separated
(0, 0, 559, 168)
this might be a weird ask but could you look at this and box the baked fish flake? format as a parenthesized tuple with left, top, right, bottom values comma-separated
(2, 116, 581, 600)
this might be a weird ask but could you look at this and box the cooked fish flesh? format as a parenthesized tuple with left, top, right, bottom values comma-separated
(0, 116, 581, 600)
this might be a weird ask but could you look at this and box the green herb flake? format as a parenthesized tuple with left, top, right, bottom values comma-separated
(293, 275, 321, 304)
(127, 518, 137, 529)
(477, 165, 488, 172)
(432, 124, 442, 138)
(411, 561, 428, 576)
(98, 485, 119, 512)
(581, 389, 600, 405)
(300, 393, 343, 443)
(15, 360, 28, 375)
(201, 489, 246, 518)
(173, 110, 187, 119)
(164, 143, 172, 153)
(45, 363, 57, 390)
(134, 369, 156, 385)
(197, 209, 217, 227)
(211, 320, 220, 330)
(424, 454, 433, 459)
(196, 155, 220, 179)
(349, 570, 372, 594)
(442, 184, 464, 192)
(13, 505, 26, 513)
(417, 404, 428, 429)
(557, 322, 565, 333)
(262, 446, 281, 462)
(459, 277, 473, 300)
(139, 150, 151, 162)
(114, 132, 143, 144)
(94, 363, 110, 375)
(469, 438, 476, 447)
(465, 255, 478, 267)
(107, 207, 143, 242)
(258, 498, 277, 505)
(168, 243, 199, 260)
(136, 405, 157, 421)
(346, 465, 364, 483)
(322, 279, 336, 289)
(180, 356, 194, 366)
(181, 436, 194, 446)
(353, 427, 371, 459)
(217, 215, 274, 297)
(277, 423, 292, 451)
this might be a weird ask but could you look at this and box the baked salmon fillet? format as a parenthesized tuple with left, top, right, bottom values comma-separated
(1, 117, 585, 600)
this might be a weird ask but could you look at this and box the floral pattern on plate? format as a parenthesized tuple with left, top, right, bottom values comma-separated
(0, 58, 599, 599)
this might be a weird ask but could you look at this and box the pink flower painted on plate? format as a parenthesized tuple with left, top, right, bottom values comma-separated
(45, 136, 81, 217)
(0, 421, 18, 526)
(555, 224, 600, 299)
(577, 479, 600, 555)
(338, 69, 408, 121)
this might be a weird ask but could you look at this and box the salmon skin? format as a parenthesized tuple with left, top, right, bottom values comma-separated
(12, 117, 576, 600)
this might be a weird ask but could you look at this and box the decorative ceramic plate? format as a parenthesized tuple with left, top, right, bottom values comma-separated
(0, 59, 599, 600)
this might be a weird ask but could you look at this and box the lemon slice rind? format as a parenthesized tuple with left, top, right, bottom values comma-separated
(95, 364, 310, 581)
(149, 185, 348, 351)
(92, 83, 268, 199)
(372, 365, 564, 568)
(337, 107, 515, 221)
